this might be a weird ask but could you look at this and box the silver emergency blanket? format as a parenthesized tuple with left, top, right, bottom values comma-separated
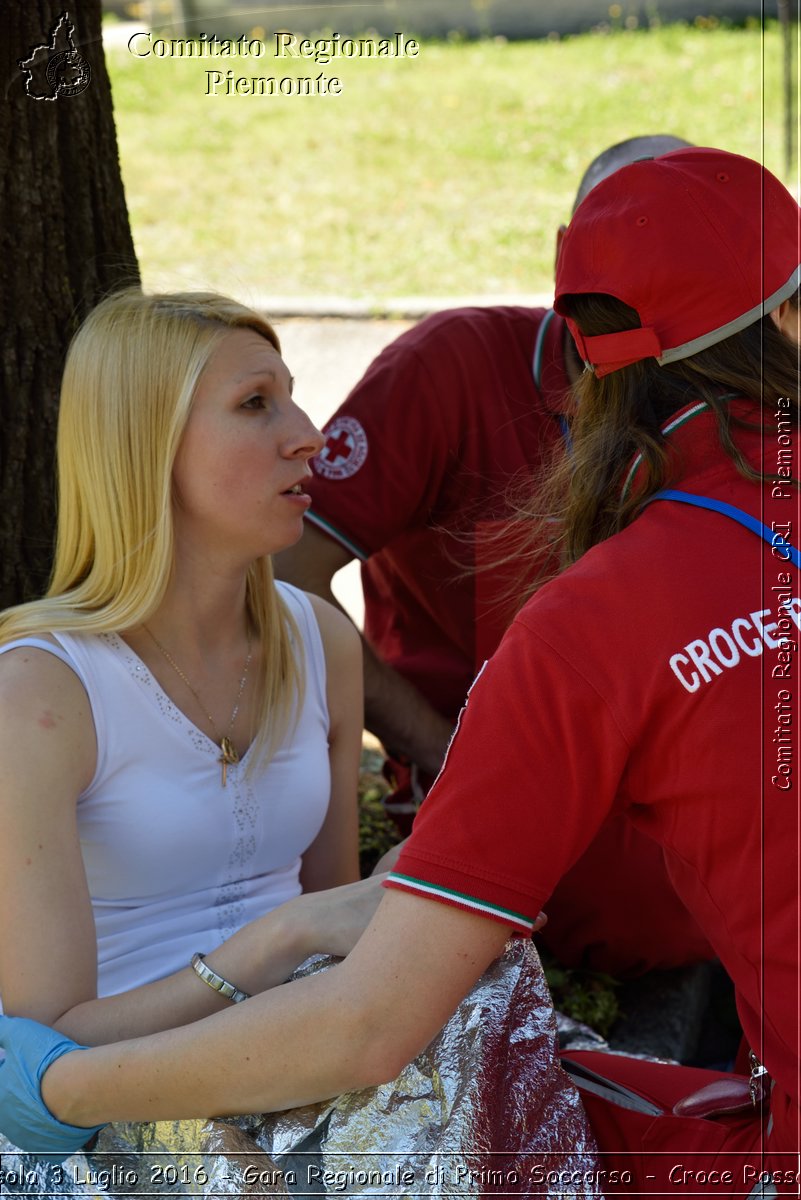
(0, 941, 602, 1197)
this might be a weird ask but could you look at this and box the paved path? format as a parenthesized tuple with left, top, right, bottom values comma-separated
(275, 316, 413, 428)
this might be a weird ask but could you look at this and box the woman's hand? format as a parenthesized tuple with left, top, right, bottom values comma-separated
(285, 874, 389, 960)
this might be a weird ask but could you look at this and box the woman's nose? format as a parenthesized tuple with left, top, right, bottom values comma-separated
(287, 404, 325, 459)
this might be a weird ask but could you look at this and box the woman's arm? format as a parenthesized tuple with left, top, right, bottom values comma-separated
(40, 890, 511, 1128)
(52, 876, 389, 1044)
(0, 647, 382, 1046)
(299, 595, 362, 892)
(0, 648, 99, 1024)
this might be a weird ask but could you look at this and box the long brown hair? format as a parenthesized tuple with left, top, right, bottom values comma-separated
(508, 290, 800, 607)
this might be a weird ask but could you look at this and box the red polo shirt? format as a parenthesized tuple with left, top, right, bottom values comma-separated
(305, 305, 570, 718)
(389, 399, 801, 1158)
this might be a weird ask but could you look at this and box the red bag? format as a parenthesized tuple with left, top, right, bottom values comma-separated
(560, 1051, 793, 1197)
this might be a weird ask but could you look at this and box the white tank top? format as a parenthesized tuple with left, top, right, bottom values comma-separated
(0, 583, 331, 997)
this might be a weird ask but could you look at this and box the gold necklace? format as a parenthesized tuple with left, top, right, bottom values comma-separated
(143, 625, 253, 787)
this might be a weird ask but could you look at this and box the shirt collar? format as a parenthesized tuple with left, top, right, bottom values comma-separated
(620, 400, 711, 501)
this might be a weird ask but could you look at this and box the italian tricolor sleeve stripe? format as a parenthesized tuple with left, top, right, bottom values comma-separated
(304, 511, 369, 561)
(385, 872, 535, 934)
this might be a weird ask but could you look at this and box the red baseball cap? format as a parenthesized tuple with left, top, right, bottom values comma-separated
(554, 147, 800, 377)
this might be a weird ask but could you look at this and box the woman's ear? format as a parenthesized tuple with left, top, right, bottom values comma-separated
(769, 298, 801, 345)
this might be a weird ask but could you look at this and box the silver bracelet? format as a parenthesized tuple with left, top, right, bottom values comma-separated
(190, 952, 251, 1004)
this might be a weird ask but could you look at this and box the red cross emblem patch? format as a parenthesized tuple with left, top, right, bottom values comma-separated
(314, 415, 369, 480)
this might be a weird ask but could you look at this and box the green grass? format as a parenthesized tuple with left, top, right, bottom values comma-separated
(106, 20, 791, 301)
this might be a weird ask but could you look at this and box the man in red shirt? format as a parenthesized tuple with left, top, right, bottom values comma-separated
(276, 134, 712, 975)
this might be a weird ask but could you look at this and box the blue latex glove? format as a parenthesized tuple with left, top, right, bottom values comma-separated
(0, 1014, 107, 1159)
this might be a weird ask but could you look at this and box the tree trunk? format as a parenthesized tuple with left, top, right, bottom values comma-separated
(0, 0, 139, 607)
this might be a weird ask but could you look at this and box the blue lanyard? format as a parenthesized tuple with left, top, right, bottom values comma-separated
(650, 488, 801, 569)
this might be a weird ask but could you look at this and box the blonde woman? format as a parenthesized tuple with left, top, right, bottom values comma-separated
(0, 289, 381, 1051)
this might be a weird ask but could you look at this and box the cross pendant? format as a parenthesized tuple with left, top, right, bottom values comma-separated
(218, 736, 240, 788)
